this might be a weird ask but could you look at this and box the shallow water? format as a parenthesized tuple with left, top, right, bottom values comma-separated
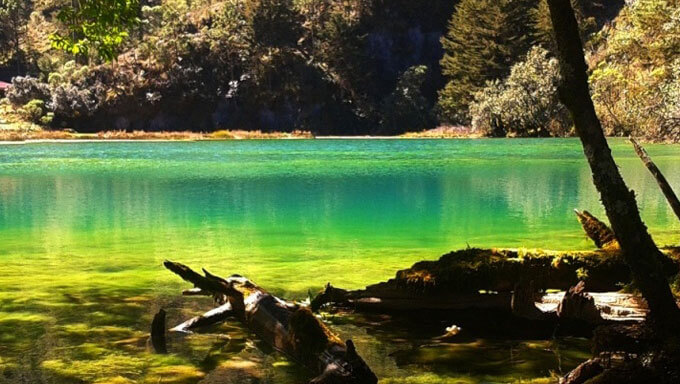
(0, 138, 678, 383)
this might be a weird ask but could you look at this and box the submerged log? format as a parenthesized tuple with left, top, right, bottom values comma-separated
(574, 209, 618, 249)
(151, 309, 168, 354)
(163, 260, 378, 384)
(630, 137, 680, 223)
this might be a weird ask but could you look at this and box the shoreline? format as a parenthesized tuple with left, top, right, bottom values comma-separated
(0, 136, 484, 144)
(0, 128, 673, 144)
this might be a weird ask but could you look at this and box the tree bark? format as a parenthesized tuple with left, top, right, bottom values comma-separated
(630, 137, 680, 222)
(546, 0, 680, 331)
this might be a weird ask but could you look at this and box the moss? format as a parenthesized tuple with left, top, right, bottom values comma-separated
(379, 374, 477, 384)
(41, 353, 147, 381)
(394, 248, 634, 293)
(142, 365, 205, 384)
(0, 311, 51, 323)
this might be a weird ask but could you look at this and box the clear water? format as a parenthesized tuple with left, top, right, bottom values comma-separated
(0, 138, 678, 383)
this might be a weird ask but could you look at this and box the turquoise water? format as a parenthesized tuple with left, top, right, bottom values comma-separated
(0, 138, 678, 383)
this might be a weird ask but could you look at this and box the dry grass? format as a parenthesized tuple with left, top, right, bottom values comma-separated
(96, 130, 206, 140)
(401, 125, 484, 138)
(0, 129, 76, 141)
(0, 129, 315, 141)
(210, 129, 313, 139)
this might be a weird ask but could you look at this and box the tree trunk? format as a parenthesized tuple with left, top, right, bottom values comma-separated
(630, 137, 680, 222)
(546, 0, 680, 331)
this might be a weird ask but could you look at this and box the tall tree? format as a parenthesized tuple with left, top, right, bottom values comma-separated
(50, 0, 140, 62)
(532, 0, 596, 53)
(437, 0, 535, 124)
(546, 0, 680, 331)
(0, 0, 31, 74)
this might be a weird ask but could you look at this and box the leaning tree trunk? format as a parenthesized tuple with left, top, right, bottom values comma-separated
(630, 137, 680, 223)
(546, 0, 680, 331)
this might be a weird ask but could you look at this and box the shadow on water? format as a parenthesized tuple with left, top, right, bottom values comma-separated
(0, 284, 591, 384)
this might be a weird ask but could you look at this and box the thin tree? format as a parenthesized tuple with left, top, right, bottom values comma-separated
(546, 0, 680, 331)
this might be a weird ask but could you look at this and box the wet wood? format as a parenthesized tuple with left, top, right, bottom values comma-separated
(574, 209, 618, 249)
(560, 358, 603, 384)
(171, 302, 233, 334)
(630, 137, 680, 223)
(163, 260, 378, 384)
(151, 308, 168, 354)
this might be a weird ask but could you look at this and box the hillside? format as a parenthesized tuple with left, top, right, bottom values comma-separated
(5, 0, 674, 139)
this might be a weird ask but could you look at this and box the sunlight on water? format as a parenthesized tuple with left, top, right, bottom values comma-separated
(0, 138, 678, 383)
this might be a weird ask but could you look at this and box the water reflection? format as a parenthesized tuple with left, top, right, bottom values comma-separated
(0, 139, 679, 383)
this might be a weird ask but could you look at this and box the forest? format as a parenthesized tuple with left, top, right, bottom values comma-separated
(0, 0, 678, 139)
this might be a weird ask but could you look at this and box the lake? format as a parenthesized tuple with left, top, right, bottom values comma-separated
(0, 138, 678, 383)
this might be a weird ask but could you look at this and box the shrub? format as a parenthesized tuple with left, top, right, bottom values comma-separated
(7, 76, 51, 106)
(40, 112, 55, 126)
(19, 99, 46, 123)
(469, 46, 571, 137)
(50, 84, 100, 118)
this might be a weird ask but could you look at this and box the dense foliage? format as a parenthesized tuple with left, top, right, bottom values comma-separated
(469, 46, 570, 137)
(3, 0, 678, 141)
(589, 0, 680, 141)
(50, 0, 141, 61)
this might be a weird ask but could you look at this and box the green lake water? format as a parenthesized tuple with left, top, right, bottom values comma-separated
(0, 138, 678, 383)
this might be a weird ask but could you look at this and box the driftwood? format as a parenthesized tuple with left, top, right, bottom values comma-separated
(163, 260, 378, 384)
(630, 137, 680, 223)
(574, 209, 618, 249)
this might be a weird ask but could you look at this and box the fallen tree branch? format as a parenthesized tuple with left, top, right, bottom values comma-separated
(171, 302, 233, 334)
(163, 260, 378, 384)
(630, 137, 680, 223)
(574, 209, 618, 249)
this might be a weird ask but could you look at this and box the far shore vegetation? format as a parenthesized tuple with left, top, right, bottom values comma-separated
(1, 0, 679, 141)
